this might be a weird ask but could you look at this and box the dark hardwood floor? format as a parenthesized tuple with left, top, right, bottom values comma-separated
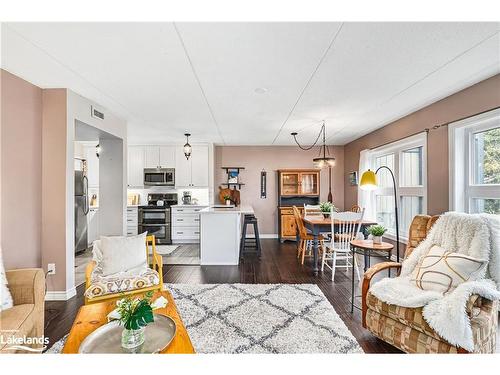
(45, 239, 402, 353)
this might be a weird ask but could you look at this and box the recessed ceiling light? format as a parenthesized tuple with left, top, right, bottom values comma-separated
(254, 87, 268, 94)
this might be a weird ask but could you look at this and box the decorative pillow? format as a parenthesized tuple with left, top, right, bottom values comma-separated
(411, 245, 488, 294)
(0, 249, 14, 311)
(99, 232, 147, 276)
(92, 240, 103, 263)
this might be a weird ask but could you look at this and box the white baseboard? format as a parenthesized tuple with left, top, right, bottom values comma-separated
(45, 287, 76, 301)
(245, 234, 278, 239)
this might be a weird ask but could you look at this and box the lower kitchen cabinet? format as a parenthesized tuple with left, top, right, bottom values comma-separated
(171, 205, 206, 243)
(126, 206, 138, 236)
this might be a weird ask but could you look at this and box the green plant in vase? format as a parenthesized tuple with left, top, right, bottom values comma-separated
(319, 201, 336, 218)
(223, 195, 232, 205)
(117, 291, 155, 352)
(368, 225, 387, 244)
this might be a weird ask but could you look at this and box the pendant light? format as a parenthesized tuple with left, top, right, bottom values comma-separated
(183, 133, 192, 160)
(291, 121, 335, 169)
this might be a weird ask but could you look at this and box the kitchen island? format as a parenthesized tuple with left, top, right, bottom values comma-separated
(199, 205, 254, 265)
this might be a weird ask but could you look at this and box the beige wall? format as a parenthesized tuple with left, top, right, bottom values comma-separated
(344, 74, 500, 217)
(214, 145, 344, 235)
(1, 69, 42, 269)
(41, 89, 68, 291)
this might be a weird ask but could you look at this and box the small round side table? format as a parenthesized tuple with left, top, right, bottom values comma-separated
(349, 239, 394, 313)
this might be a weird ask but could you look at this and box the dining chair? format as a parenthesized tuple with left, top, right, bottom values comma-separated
(292, 206, 324, 265)
(321, 209, 365, 281)
(350, 204, 362, 213)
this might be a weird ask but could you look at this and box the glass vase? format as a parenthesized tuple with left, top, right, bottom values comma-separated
(121, 327, 145, 353)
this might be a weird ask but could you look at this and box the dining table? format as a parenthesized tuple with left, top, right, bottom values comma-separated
(302, 215, 378, 275)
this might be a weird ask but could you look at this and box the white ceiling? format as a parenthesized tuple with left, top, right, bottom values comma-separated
(2, 22, 499, 145)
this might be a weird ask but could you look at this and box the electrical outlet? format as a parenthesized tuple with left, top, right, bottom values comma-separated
(47, 263, 56, 275)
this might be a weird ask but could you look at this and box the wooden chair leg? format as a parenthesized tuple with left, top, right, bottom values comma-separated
(297, 239, 303, 259)
(301, 240, 306, 265)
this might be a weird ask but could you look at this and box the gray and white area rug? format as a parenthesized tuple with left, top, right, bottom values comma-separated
(167, 283, 362, 353)
(46, 283, 362, 354)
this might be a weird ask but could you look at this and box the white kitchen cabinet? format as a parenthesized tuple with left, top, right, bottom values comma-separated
(175, 146, 192, 187)
(126, 207, 138, 236)
(191, 145, 209, 187)
(159, 146, 175, 168)
(144, 146, 160, 168)
(85, 145, 99, 188)
(128, 146, 145, 187)
(174, 145, 209, 187)
(172, 205, 206, 243)
(87, 207, 100, 244)
(144, 146, 175, 169)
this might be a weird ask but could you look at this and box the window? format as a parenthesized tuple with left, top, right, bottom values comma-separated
(369, 133, 427, 240)
(450, 109, 500, 215)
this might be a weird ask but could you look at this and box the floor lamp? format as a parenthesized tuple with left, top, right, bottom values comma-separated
(360, 167, 400, 262)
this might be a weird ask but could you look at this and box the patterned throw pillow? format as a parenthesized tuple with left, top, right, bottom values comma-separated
(411, 245, 487, 294)
(0, 249, 14, 311)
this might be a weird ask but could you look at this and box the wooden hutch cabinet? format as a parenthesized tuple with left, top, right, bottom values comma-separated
(278, 169, 321, 242)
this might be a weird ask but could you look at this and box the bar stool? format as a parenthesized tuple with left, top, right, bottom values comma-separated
(239, 214, 262, 260)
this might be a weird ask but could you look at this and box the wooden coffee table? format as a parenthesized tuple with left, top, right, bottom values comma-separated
(62, 290, 195, 354)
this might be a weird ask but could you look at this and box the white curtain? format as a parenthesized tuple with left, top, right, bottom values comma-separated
(358, 149, 377, 221)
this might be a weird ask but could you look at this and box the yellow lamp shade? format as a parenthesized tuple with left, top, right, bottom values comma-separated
(360, 169, 378, 191)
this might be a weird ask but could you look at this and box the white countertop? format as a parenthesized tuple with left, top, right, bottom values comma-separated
(171, 204, 208, 208)
(200, 205, 254, 215)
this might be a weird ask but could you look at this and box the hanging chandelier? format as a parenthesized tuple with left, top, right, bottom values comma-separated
(183, 133, 192, 160)
(291, 121, 335, 169)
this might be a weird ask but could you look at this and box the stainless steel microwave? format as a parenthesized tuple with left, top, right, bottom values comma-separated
(143, 168, 175, 186)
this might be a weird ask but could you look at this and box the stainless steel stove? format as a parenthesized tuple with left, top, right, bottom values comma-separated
(138, 193, 177, 244)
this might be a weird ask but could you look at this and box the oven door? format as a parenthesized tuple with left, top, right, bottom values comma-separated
(144, 169, 166, 186)
(139, 224, 171, 244)
(139, 208, 170, 224)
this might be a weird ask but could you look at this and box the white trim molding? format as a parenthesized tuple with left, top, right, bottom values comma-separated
(449, 108, 500, 213)
(367, 132, 428, 241)
(45, 287, 76, 301)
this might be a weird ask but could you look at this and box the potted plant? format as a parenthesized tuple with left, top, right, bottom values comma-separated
(319, 202, 336, 218)
(368, 225, 387, 244)
(223, 195, 232, 206)
(117, 291, 155, 352)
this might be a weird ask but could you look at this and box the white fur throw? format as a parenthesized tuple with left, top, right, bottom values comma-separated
(370, 212, 500, 351)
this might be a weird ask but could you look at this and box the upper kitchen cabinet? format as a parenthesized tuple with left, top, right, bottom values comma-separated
(128, 146, 145, 187)
(175, 145, 209, 187)
(144, 146, 175, 169)
(84, 145, 99, 188)
(191, 145, 209, 187)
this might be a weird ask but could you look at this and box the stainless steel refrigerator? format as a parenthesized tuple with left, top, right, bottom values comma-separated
(75, 170, 89, 254)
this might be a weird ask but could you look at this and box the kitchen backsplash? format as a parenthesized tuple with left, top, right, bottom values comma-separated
(127, 187, 210, 206)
